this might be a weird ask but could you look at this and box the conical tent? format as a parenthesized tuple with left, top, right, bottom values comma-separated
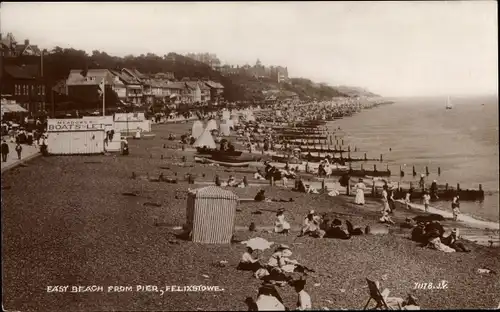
(192, 120, 204, 139)
(206, 119, 218, 132)
(193, 130, 217, 149)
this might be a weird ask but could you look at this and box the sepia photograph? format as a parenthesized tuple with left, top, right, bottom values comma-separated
(1, 1, 498, 311)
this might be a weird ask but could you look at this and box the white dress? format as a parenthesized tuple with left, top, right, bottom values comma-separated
(274, 215, 291, 233)
(355, 182, 365, 204)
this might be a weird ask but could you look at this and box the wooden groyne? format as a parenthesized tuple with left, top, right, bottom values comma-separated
(366, 182, 485, 201)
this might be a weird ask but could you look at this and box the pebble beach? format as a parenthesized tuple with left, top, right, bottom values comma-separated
(2, 120, 499, 311)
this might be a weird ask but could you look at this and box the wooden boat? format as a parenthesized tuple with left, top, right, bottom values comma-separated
(196, 148, 243, 157)
(194, 157, 252, 168)
(211, 154, 256, 162)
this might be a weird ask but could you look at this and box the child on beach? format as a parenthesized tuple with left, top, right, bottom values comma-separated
(452, 195, 460, 221)
(422, 192, 431, 212)
(404, 191, 412, 209)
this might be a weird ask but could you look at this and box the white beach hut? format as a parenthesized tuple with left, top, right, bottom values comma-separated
(193, 129, 217, 149)
(113, 113, 151, 134)
(191, 120, 204, 139)
(219, 123, 231, 136)
(222, 110, 231, 120)
(46, 119, 106, 155)
(205, 119, 218, 132)
(231, 115, 239, 126)
(82, 116, 121, 152)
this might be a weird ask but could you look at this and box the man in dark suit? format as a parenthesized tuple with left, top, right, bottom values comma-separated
(1, 140, 9, 162)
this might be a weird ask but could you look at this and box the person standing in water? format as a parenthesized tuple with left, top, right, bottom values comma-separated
(451, 195, 460, 221)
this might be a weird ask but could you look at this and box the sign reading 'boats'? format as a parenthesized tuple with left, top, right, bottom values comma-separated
(47, 119, 107, 132)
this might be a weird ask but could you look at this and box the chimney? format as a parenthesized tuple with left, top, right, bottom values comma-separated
(25, 39, 29, 46)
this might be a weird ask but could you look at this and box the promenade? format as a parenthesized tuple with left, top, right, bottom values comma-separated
(1, 142, 41, 173)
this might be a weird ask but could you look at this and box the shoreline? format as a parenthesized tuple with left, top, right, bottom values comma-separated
(2, 118, 500, 311)
(153, 120, 499, 247)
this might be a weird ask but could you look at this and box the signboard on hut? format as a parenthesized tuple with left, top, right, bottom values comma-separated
(47, 119, 107, 132)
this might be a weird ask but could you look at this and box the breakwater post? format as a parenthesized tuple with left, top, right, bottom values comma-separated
(364, 153, 367, 161)
(425, 166, 429, 176)
(445, 183, 448, 190)
(412, 166, 416, 176)
(400, 165, 404, 177)
(457, 183, 460, 191)
(374, 164, 377, 172)
(322, 179, 326, 191)
(371, 181, 376, 196)
(348, 146, 351, 152)
(380, 154, 383, 162)
(270, 176, 275, 186)
(438, 167, 441, 175)
(479, 184, 482, 192)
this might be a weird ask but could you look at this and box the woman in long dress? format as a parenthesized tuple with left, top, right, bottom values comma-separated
(354, 178, 366, 205)
(274, 209, 291, 235)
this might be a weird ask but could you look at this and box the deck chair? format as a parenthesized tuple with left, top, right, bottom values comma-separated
(363, 279, 391, 310)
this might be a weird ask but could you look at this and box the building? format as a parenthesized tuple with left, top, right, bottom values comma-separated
(185, 81, 202, 103)
(197, 81, 211, 102)
(151, 72, 175, 81)
(108, 70, 127, 102)
(14, 39, 42, 57)
(66, 69, 114, 104)
(119, 69, 144, 105)
(1, 64, 46, 114)
(163, 82, 186, 104)
(0, 33, 18, 57)
(205, 81, 224, 103)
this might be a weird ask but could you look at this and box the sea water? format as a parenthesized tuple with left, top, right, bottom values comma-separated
(327, 95, 499, 224)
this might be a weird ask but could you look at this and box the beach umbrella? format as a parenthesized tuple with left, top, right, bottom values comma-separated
(241, 237, 274, 251)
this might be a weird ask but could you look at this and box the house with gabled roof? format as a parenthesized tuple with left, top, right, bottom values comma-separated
(184, 81, 201, 103)
(14, 39, 42, 56)
(118, 68, 144, 105)
(205, 80, 224, 103)
(66, 68, 115, 104)
(1, 64, 46, 113)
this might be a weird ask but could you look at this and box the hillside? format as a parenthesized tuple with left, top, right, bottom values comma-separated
(12, 47, 377, 102)
(335, 85, 380, 97)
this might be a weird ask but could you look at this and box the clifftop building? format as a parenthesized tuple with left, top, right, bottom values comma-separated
(219, 59, 288, 83)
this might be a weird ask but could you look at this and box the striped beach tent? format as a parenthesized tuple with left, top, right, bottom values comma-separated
(185, 186, 239, 244)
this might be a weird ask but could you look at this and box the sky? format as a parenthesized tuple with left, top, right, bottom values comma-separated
(1, 1, 497, 97)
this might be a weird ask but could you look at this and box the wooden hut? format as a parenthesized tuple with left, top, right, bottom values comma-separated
(185, 186, 239, 244)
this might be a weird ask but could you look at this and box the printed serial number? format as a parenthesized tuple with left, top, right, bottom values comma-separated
(414, 280, 449, 290)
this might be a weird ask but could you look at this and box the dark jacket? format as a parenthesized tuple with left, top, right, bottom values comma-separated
(1, 142, 9, 154)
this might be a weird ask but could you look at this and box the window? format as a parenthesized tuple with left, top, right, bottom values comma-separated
(14, 85, 18, 95)
(23, 85, 27, 95)
(42, 86, 45, 95)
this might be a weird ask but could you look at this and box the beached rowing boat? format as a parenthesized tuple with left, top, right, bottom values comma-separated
(194, 157, 252, 167)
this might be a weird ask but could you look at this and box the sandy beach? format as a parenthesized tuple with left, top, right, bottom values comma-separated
(2, 121, 499, 311)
